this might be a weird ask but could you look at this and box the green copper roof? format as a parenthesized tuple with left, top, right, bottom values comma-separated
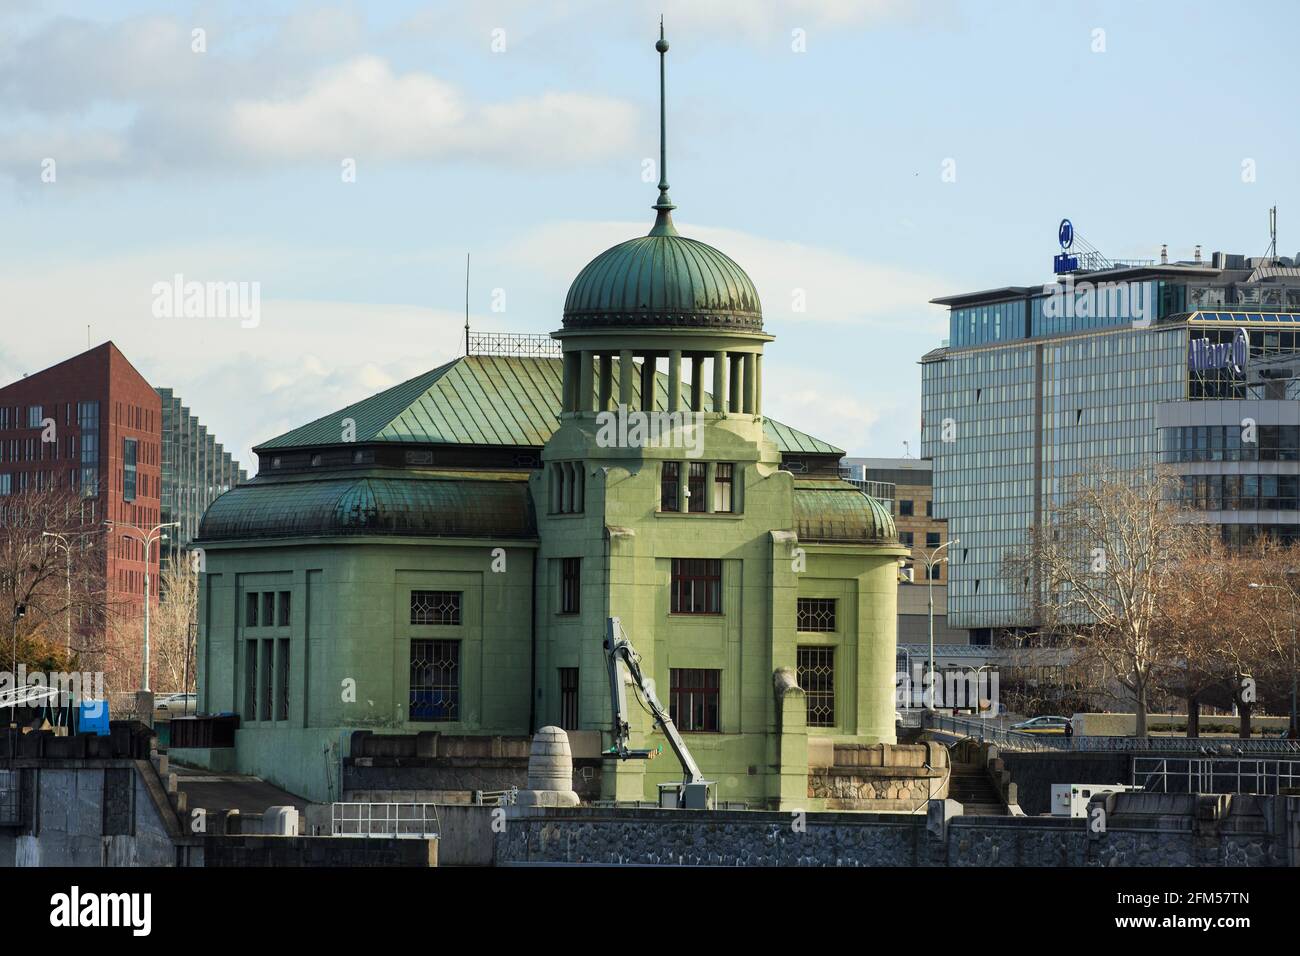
(256, 354, 841, 456)
(792, 478, 897, 544)
(562, 234, 762, 331)
(197, 471, 535, 542)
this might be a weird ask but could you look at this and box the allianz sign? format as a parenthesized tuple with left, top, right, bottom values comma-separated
(1188, 327, 1249, 375)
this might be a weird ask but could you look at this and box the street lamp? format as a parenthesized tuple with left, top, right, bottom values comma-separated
(41, 532, 72, 655)
(1248, 582, 1298, 739)
(110, 521, 178, 693)
(918, 538, 959, 711)
(41, 522, 112, 657)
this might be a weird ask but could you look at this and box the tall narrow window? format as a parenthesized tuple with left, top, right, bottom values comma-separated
(669, 668, 720, 732)
(122, 438, 137, 502)
(276, 638, 290, 721)
(277, 591, 291, 627)
(798, 646, 835, 727)
(411, 590, 462, 625)
(559, 667, 579, 730)
(245, 593, 259, 628)
(244, 640, 257, 720)
(410, 639, 460, 721)
(713, 463, 734, 513)
(260, 638, 274, 722)
(560, 558, 581, 614)
(262, 592, 275, 628)
(661, 462, 680, 512)
(670, 558, 722, 614)
(687, 462, 706, 512)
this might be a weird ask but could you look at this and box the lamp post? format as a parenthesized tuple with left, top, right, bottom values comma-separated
(919, 538, 959, 711)
(40, 532, 73, 655)
(111, 521, 178, 693)
(1248, 582, 1299, 739)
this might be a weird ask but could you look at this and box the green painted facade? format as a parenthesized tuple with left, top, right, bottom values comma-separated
(189, 31, 904, 807)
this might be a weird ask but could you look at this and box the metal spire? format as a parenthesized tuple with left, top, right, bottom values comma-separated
(649, 17, 678, 237)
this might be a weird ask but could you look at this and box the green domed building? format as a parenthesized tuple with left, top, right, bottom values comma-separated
(185, 30, 905, 808)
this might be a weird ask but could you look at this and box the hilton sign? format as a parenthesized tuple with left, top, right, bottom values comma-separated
(1188, 327, 1249, 375)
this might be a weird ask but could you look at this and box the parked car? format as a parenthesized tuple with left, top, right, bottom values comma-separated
(1010, 715, 1071, 734)
(154, 692, 196, 718)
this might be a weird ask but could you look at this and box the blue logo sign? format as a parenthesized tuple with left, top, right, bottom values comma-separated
(1188, 328, 1249, 375)
(1053, 253, 1079, 274)
(1058, 219, 1074, 250)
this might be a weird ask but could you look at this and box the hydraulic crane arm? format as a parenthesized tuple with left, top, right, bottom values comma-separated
(603, 616, 703, 784)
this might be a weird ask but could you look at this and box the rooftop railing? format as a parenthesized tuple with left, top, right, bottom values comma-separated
(468, 332, 562, 358)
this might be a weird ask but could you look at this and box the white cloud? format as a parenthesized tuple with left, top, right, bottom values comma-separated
(0, 18, 638, 179)
(222, 57, 635, 164)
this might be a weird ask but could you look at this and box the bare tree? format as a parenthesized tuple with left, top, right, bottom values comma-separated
(1158, 535, 1261, 737)
(1007, 466, 1210, 737)
(0, 485, 111, 679)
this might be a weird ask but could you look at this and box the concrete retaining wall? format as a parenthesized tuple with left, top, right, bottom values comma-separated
(494, 794, 1300, 867)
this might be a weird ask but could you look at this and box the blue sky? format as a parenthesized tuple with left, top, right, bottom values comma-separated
(2, 0, 1298, 468)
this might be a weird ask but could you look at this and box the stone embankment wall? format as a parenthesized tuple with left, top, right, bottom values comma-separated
(494, 793, 1300, 867)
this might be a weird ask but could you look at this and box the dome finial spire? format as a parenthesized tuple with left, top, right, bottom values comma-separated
(649, 17, 678, 237)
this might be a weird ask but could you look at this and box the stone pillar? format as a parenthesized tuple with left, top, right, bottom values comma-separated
(712, 351, 727, 414)
(577, 350, 594, 413)
(753, 353, 763, 417)
(619, 349, 635, 409)
(690, 355, 705, 411)
(640, 353, 657, 411)
(729, 353, 743, 414)
(667, 349, 682, 412)
(561, 351, 576, 412)
(598, 354, 613, 411)
(743, 352, 756, 415)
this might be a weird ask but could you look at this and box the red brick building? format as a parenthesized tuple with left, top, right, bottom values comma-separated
(0, 342, 162, 617)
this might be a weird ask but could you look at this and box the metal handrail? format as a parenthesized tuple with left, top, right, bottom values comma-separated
(922, 711, 1300, 754)
(331, 802, 441, 839)
(1133, 756, 1300, 794)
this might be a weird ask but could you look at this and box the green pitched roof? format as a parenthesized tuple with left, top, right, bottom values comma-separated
(256, 354, 842, 457)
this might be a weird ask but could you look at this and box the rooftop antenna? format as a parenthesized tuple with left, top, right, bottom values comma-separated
(648, 17, 678, 238)
(902, 440, 912, 459)
(1268, 205, 1278, 261)
(464, 253, 470, 356)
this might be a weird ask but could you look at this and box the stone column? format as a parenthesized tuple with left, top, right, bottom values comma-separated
(598, 354, 613, 411)
(667, 350, 682, 412)
(577, 350, 594, 413)
(690, 355, 705, 411)
(753, 353, 763, 417)
(619, 349, 634, 408)
(640, 353, 657, 411)
(712, 351, 727, 414)
(743, 352, 756, 415)
(729, 353, 743, 414)
(561, 351, 576, 413)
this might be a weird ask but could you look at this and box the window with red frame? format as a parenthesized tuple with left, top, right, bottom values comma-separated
(669, 668, 720, 732)
(670, 558, 721, 614)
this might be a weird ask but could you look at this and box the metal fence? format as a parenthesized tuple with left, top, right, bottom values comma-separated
(922, 711, 1300, 755)
(331, 803, 440, 839)
(1133, 756, 1300, 795)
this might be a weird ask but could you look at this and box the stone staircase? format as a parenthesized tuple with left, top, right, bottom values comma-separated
(948, 762, 1008, 816)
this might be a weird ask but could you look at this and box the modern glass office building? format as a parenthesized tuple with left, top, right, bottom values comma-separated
(156, 387, 247, 565)
(922, 246, 1300, 638)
